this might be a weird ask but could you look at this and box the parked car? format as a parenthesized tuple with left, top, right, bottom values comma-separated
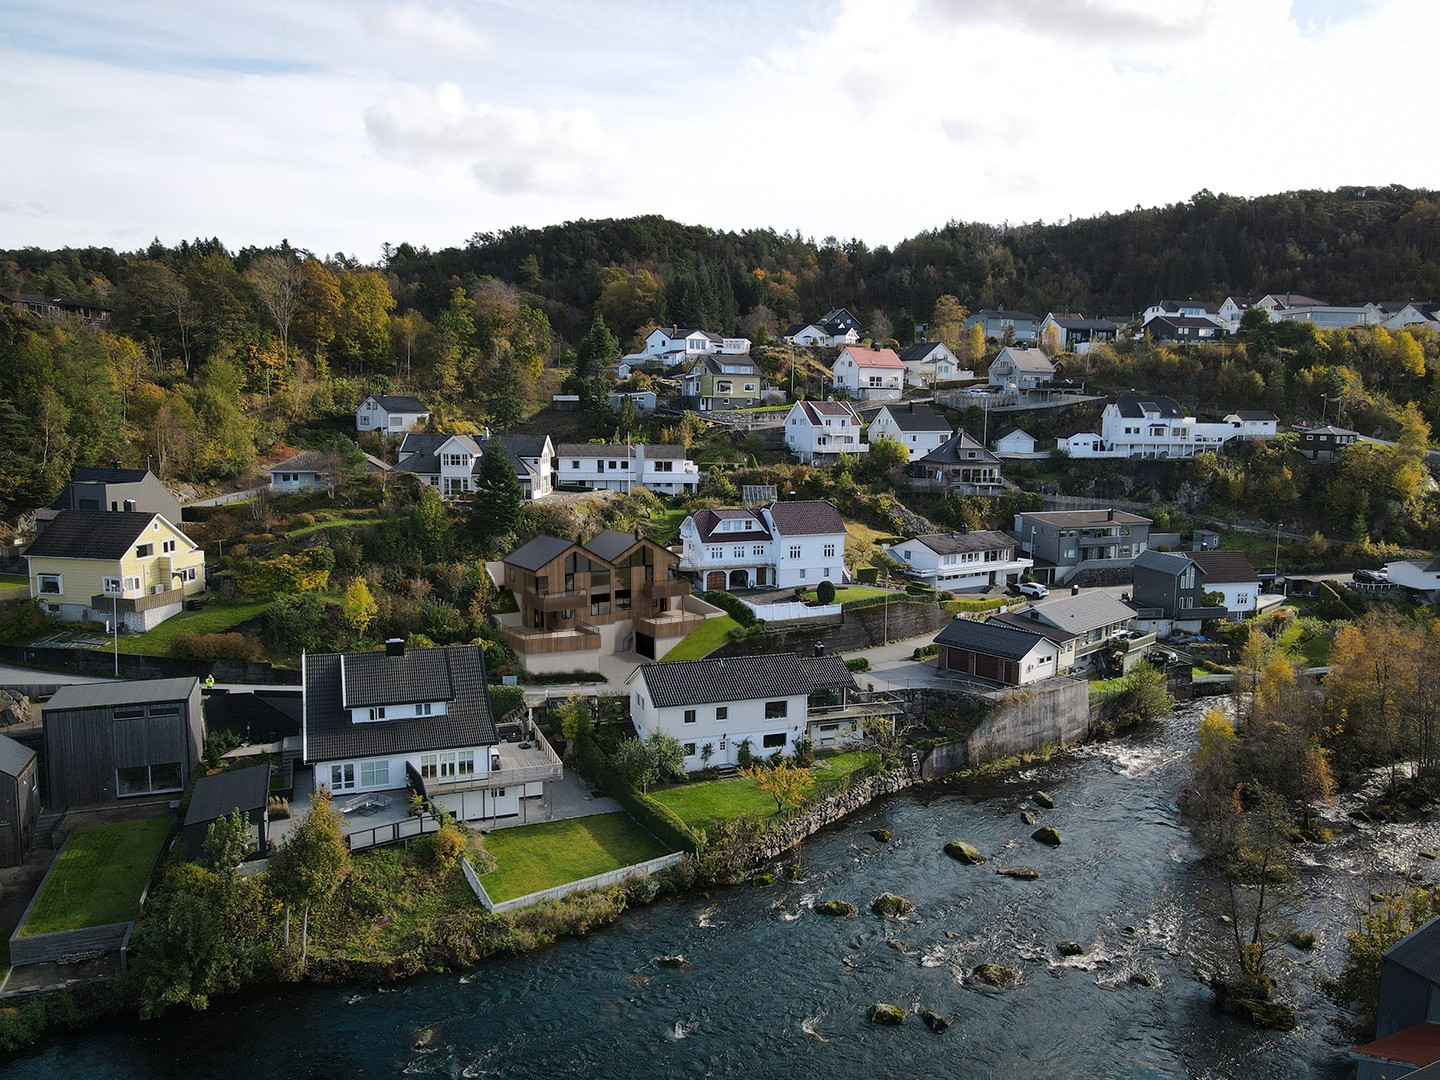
(963, 386, 992, 396)
(1352, 568, 1387, 584)
(1147, 648, 1180, 666)
(1016, 581, 1048, 599)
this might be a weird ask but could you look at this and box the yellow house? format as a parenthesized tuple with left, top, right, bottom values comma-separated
(25, 511, 207, 632)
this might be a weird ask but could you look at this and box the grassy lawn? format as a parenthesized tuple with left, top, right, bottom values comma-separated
(0, 572, 27, 586)
(644, 507, 689, 546)
(661, 615, 738, 661)
(117, 598, 273, 656)
(285, 515, 378, 539)
(844, 518, 894, 549)
(652, 750, 881, 833)
(21, 818, 172, 935)
(1275, 618, 1335, 668)
(477, 813, 667, 902)
(943, 595, 1015, 614)
(828, 586, 889, 605)
(1218, 530, 1285, 561)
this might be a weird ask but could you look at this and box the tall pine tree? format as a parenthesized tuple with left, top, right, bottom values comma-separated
(473, 438, 524, 544)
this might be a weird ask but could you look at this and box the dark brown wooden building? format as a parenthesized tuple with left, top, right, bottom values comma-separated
(43, 677, 204, 807)
(0, 733, 39, 867)
(183, 762, 271, 860)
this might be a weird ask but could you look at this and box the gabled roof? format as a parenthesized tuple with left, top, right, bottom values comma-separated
(1188, 550, 1259, 585)
(987, 610, 1076, 644)
(1016, 508, 1151, 527)
(1231, 410, 1278, 421)
(1154, 299, 1219, 314)
(934, 617, 1048, 661)
(184, 763, 270, 829)
(583, 529, 646, 564)
(793, 400, 861, 425)
(270, 449, 335, 473)
(1386, 915, 1440, 983)
(766, 500, 845, 537)
(498, 434, 551, 460)
(1024, 592, 1136, 636)
(689, 353, 760, 376)
(303, 645, 498, 762)
(907, 531, 1014, 556)
(24, 510, 188, 561)
(915, 430, 1000, 467)
(368, 394, 430, 413)
(637, 653, 831, 708)
(1260, 293, 1325, 308)
(838, 346, 904, 369)
(503, 534, 577, 572)
(876, 403, 950, 433)
(45, 677, 199, 711)
(1134, 548, 1194, 576)
(969, 308, 1041, 322)
(1145, 315, 1223, 331)
(991, 347, 1054, 373)
(689, 508, 770, 544)
(1113, 394, 1186, 419)
(0, 732, 36, 779)
(898, 341, 950, 362)
(800, 655, 856, 692)
(1049, 315, 1121, 331)
(1348, 1023, 1440, 1072)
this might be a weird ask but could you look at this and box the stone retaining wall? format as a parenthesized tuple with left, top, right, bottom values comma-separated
(752, 769, 917, 860)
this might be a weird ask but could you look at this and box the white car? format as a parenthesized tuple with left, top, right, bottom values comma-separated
(1017, 581, 1048, 599)
(963, 386, 992, 396)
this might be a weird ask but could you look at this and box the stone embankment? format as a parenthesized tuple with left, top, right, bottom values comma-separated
(752, 769, 917, 861)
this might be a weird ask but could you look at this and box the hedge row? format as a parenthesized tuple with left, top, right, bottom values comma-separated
(702, 590, 760, 628)
(575, 734, 702, 853)
(942, 596, 1015, 614)
(840, 592, 933, 612)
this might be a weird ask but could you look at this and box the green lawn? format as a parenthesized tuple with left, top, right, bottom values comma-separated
(829, 587, 889, 605)
(661, 615, 738, 661)
(651, 750, 880, 833)
(644, 507, 689, 546)
(21, 818, 172, 934)
(0, 572, 27, 586)
(285, 513, 380, 539)
(477, 813, 667, 902)
(1275, 618, 1335, 668)
(117, 598, 273, 656)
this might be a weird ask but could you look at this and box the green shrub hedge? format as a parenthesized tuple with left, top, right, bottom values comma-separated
(844, 657, 870, 672)
(703, 590, 759, 627)
(575, 735, 701, 853)
(841, 592, 932, 612)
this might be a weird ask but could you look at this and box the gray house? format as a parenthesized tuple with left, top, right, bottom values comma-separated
(966, 309, 1041, 343)
(1131, 549, 1227, 634)
(0, 733, 39, 868)
(43, 678, 204, 807)
(37, 463, 182, 532)
(183, 762, 271, 860)
(1012, 508, 1152, 585)
(1349, 915, 1440, 1079)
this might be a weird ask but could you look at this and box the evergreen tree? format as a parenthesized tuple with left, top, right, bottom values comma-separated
(488, 344, 527, 430)
(473, 438, 524, 543)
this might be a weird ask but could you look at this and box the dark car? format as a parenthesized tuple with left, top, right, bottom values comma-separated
(1352, 568, 1386, 584)
(1146, 648, 1180, 666)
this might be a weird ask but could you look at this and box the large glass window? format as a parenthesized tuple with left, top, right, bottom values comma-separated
(36, 573, 62, 594)
(360, 760, 389, 787)
(764, 701, 788, 719)
(117, 761, 184, 796)
(330, 763, 356, 791)
(762, 732, 786, 749)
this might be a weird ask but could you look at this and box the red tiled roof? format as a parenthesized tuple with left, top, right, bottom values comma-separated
(841, 346, 904, 369)
(1350, 1023, 1440, 1069)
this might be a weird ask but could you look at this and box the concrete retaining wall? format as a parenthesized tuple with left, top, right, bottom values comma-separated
(964, 677, 1091, 763)
(8, 921, 132, 967)
(714, 602, 950, 659)
(0, 643, 292, 684)
(463, 852, 686, 914)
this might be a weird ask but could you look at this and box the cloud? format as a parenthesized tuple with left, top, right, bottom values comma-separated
(364, 82, 627, 197)
(372, 2, 490, 55)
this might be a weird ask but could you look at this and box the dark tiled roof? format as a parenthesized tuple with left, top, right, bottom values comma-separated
(303, 645, 498, 763)
(800, 655, 855, 691)
(644, 444, 685, 459)
(1189, 550, 1259, 585)
(24, 510, 172, 561)
(878, 403, 949, 432)
(1051, 316, 1121, 331)
(71, 466, 151, 484)
(583, 529, 643, 563)
(184, 763, 270, 828)
(503, 535, 576, 572)
(1134, 548, 1193, 575)
(969, 309, 1041, 322)
(270, 450, 334, 473)
(371, 395, 430, 412)
(690, 508, 770, 544)
(558, 444, 629, 458)
(987, 610, 1076, 644)
(1145, 315, 1223, 332)
(639, 653, 822, 708)
(911, 530, 1014, 556)
(767, 500, 845, 536)
(915, 430, 1000, 467)
(497, 434, 550, 460)
(1263, 293, 1325, 308)
(691, 354, 759, 376)
(0, 733, 36, 778)
(1156, 299, 1219, 314)
(898, 341, 947, 362)
(1387, 916, 1440, 982)
(1234, 410, 1278, 421)
(934, 617, 1047, 661)
(1114, 394, 1185, 419)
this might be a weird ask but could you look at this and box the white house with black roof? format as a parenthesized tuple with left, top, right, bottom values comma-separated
(897, 341, 972, 387)
(355, 394, 431, 437)
(395, 432, 552, 500)
(1061, 395, 1277, 459)
(783, 308, 861, 348)
(784, 399, 868, 464)
(868, 402, 952, 458)
(556, 443, 700, 494)
(302, 642, 560, 824)
(932, 617, 1058, 686)
(886, 531, 1031, 591)
(677, 499, 848, 590)
(628, 653, 857, 770)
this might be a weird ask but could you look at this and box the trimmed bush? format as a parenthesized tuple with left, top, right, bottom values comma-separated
(912, 643, 940, 661)
(702, 590, 759, 628)
(816, 580, 836, 605)
(844, 657, 870, 672)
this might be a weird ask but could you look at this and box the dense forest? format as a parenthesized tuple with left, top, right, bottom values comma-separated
(2, 184, 1440, 526)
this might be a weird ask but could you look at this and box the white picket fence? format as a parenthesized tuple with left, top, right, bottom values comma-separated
(742, 599, 842, 623)
(463, 852, 685, 914)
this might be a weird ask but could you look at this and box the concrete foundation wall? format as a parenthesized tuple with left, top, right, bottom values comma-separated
(965, 678, 1090, 763)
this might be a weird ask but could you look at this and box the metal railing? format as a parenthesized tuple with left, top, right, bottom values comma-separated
(345, 812, 442, 852)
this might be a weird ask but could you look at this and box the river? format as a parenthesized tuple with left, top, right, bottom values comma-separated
(8, 699, 1438, 1079)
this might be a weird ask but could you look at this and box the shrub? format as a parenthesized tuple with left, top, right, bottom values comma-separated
(702, 590, 759, 628)
(845, 657, 870, 672)
(912, 643, 940, 660)
(816, 580, 837, 605)
(428, 824, 466, 872)
(267, 796, 291, 820)
(170, 631, 263, 662)
(0, 600, 48, 642)
(488, 683, 526, 720)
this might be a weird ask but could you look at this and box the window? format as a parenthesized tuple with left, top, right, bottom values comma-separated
(788, 545, 801, 559)
(36, 573, 61, 594)
(162, 539, 176, 554)
(764, 701, 788, 719)
(683, 709, 697, 724)
(176, 567, 198, 583)
(823, 544, 836, 558)
(135, 543, 154, 558)
(368, 707, 388, 722)
(752, 544, 765, 557)
(360, 760, 390, 787)
(117, 762, 184, 796)
(571, 460, 581, 469)
(716, 707, 728, 721)
(684, 743, 697, 756)
(733, 545, 745, 558)
(762, 732, 786, 749)
(103, 577, 122, 594)
(654, 460, 674, 472)
(708, 546, 722, 559)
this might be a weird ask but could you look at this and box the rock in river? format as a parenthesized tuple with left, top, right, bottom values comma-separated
(657, 955, 691, 969)
(867, 828, 893, 843)
(1033, 790, 1056, 809)
(944, 840, 987, 865)
(921, 1009, 949, 1032)
(815, 899, 858, 917)
(995, 866, 1039, 880)
(871, 892, 915, 919)
(1057, 941, 1084, 957)
(869, 1002, 906, 1026)
(970, 963, 1021, 989)
(1031, 826, 1062, 847)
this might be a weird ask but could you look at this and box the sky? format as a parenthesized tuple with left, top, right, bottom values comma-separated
(1, 0, 1434, 260)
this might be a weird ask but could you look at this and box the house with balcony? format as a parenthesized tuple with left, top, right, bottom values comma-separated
(1061, 395, 1271, 460)
(1011, 508, 1152, 585)
(682, 354, 768, 411)
(395, 433, 553, 500)
(1141, 299, 1222, 326)
(784, 400, 868, 464)
(628, 653, 859, 771)
(992, 592, 1147, 674)
(677, 500, 848, 591)
(1292, 423, 1358, 461)
(1038, 314, 1123, 355)
(1143, 315, 1225, 344)
(898, 341, 972, 387)
(886, 531, 1031, 591)
(301, 641, 561, 825)
(966, 308, 1041, 343)
(1270, 303, 1382, 329)
(1130, 549, 1230, 636)
(25, 511, 206, 632)
(784, 308, 862, 348)
(355, 394, 431, 437)
(832, 346, 905, 401)
(1380, 301, 1440, 332)
(556, 443, 700, 495)
(868, 402, 952, 458)
(632, 326, 749, 367)
(987, 347, 1056, 392)
(496, 530, 712, 671)
(907, 430, 1003, 494)
(2, 292, 113, 326)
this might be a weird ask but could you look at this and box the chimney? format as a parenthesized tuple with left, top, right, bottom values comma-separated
(909, 401, 915, 413)
(1107, 509, 1115, 521)
(814, 642, 826, 657)
(386, 638, 405, 658)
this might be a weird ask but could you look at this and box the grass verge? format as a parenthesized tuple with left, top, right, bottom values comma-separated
(21, 818, 172, 934)
(651, 750, 879, 833)
(478, 813, 668, 902)
(661, 615, 738, 661)
(117, 599, 273, 656)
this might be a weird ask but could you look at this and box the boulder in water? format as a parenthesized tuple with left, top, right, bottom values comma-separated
(867, 828, 893, 843)
(944, 840, 987, 865)
(657, 955, 691, 969)
(815, 899, 858, 917)
(1287, 930, 1316, 950)
(751, 872, 775, 887)
(868, 1002, 906, 1026)
(1421, 850, 1437, 860)
(1033, 790, 1056, 809)
(996, 866, 1039, 880)
(785, 863, 805, 881)
(1057, 941, 1084, 957)
(921, 1009, 949, 1032)
(871, 892, 914, 918)
(1031, 826, 1062, 847)
(887, 939, 911, 953)
(970, 962, 1021, 989)
(411, 1026, 439, 1049)
(1129, 970, 1156, 987)
(1021, 810, 1038, 826)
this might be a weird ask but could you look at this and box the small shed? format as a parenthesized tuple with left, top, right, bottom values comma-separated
(182, 763, 271, 861)
(0, 733, 39, 867)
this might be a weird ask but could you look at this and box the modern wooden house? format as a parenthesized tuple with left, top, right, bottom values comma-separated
(0, 733, 40, 868)
(43, 677, 204, 807)
(183, 762, 272, 860)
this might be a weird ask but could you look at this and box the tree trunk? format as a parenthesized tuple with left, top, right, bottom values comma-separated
(283, 902, 291, 948)
(301, 902, 310, 966)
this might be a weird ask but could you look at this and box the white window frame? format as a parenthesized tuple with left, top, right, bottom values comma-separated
(36, 572, 62, 595)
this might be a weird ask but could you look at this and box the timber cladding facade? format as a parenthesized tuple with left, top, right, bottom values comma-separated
(43, 677, 204, 807)
(0, 733, 39, 867)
